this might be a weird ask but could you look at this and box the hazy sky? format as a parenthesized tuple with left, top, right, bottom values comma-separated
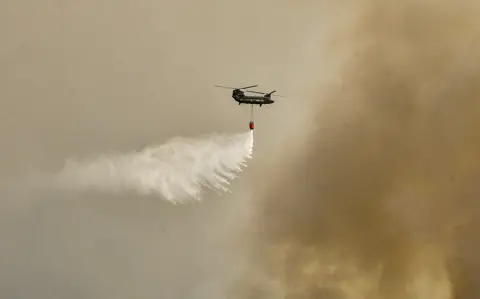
(5, 1, 480, 299)
(0, 1, 315, 298)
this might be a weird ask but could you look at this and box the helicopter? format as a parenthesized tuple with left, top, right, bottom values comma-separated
(214, 84, 285, 107)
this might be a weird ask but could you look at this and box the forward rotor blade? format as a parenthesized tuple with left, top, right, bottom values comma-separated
(245, 90, 267, 95)
(239, 85, 258, 90)
(214, 85, 237, 90)
(214, 85, 258, 90)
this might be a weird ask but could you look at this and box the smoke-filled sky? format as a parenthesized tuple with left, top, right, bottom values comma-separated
(0, 1, 312, 298)
(241, 1, 480, 299)
(3, 0, 480, 298)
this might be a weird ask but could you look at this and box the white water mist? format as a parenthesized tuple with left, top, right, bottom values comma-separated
(54, 131, 254, 203)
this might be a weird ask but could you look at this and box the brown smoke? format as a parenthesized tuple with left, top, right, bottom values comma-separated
(237, 1, 480, 298)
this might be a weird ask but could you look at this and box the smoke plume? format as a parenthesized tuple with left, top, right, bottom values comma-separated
(238, 1, 480, 299)
(54, 131, 254, 203)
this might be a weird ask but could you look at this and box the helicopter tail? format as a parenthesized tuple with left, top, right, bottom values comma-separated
(266, 90, 276, 97)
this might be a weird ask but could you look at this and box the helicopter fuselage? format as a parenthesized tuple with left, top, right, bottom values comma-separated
(232, 89, 274, 106)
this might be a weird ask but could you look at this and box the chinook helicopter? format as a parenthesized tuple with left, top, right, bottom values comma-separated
(214, 85, 284, 107)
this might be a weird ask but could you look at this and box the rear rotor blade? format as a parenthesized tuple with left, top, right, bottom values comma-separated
(245, 90, 287, 97)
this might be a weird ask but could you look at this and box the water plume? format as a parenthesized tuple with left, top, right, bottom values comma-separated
(54, 130, 254, 203)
